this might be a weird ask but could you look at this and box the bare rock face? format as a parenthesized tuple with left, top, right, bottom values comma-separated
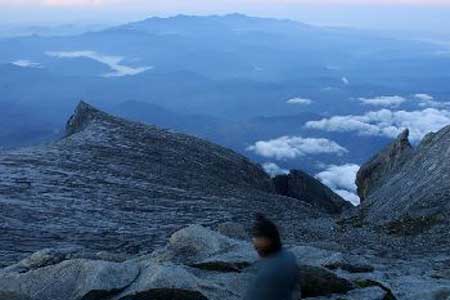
(4, 225, 449, 300)
(0, 101, 335, 266)
(355, 126, 450, 235)
(0, 259, 140, 300)
(356, 129, 413, 202)
(273, 170, 351, 214)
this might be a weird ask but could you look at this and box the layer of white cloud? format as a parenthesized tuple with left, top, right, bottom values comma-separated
(11, 59, 42, 68)
(247, 136, 347, 160)
(46, 50, 152, 77)
(415, 93, 450, 109)
(262, 162, 289, 177)
(306, 108, 450, 142)
(414, 93, 434, 101)
(342, 77, 350, 85)
(315, 164, 360, 205)
(358, 95, 406, 107)
(334, 189, 361, 206)
(286, 97, 312, 105)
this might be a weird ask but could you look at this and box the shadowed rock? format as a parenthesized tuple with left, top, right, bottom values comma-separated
(273, 170, 351, 214)
(355, 125, 450, 233)
(356, 129, 412, 203)
(0, 259, 140, 300)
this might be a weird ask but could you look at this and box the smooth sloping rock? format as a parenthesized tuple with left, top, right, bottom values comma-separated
(2, 247, 84, 273)
(355, 125, 450, 232)
(387, 275, 450, 300)
(113, 262, 207, 300)
(290, 246, 374, 273)
(303, 286, 387, 300)
(273, 170, 351, 214)
(0, 259, 139, 300)
(356, 129, 413, 203)
(151, 225, 257, 270)
(299, 264, 355, 297)
(2, 247, 128, 274)
(0, 101, 334, 266)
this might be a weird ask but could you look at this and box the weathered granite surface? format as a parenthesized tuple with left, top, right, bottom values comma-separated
(354, 126, 450, 235)
(2, 225, 450, 300)
(2, 102, 450, 299)
(0, 102, 339, 267)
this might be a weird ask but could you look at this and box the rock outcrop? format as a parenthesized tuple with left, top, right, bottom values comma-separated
(273, 170, 351, 214)
(356, 129, 413, 203)
(0, 101, 340, 266)
(355, 126, 450, 235)
(2, 225, 450, 300)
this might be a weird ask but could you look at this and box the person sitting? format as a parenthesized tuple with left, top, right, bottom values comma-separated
(244, 214, 300, 300)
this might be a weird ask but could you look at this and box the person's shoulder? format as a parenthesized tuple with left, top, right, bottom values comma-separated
(281, 249, 298, 265)
(281, 248, 296, 258)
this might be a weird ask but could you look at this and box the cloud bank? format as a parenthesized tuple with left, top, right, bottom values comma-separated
(306, 108, 450, 142)
(315, 164, 360, 205)
(415, 93, 450, 109)
(247, 136, 347, 160)
(46, 50, 152, 77)
(358, 95, 406, 107)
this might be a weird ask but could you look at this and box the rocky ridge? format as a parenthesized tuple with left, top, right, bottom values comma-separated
(2, 102, 450, 299)
(355, 127, 450, 236)
(0, 102, 343, 267)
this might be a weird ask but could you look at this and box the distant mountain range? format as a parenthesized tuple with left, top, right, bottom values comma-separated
(1, 13, 449, 186)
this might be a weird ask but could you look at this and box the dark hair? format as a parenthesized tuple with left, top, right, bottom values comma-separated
(252, 213, 282, 253)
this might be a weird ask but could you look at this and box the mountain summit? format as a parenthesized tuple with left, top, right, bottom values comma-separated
(0, 101, 343, 266)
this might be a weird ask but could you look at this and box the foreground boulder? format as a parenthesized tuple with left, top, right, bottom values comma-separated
(3, 225, 449, 300)
(0, 225, 371, 300)
(150, 224, 257, 271)
(0, 259, 139, 300)
(303, 287, 387, 300)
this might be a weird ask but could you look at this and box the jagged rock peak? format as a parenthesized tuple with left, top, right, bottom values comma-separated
(356, 129, 413, 202)
(65, 100, 110, 136)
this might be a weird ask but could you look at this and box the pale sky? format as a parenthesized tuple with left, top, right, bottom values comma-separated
(1, 0, 450, 35)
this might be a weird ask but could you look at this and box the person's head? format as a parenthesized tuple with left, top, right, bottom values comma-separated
(251, 214, 282, 257)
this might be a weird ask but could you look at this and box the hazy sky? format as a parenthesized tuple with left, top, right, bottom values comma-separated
(1, 0, 450, 35)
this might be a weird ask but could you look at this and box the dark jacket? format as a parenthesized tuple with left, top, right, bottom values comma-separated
(244, 249, 300, 300)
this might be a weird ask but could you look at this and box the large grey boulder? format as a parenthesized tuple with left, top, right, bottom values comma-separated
(150, 224, 257, 271)
(290, 246, 374, 273)
(0, 259, 139, 300)
(151, 225, 356, 298)
(303, 286, 387, 300)
(298, 265, 355, 297)
(113, 261, 207, 300)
